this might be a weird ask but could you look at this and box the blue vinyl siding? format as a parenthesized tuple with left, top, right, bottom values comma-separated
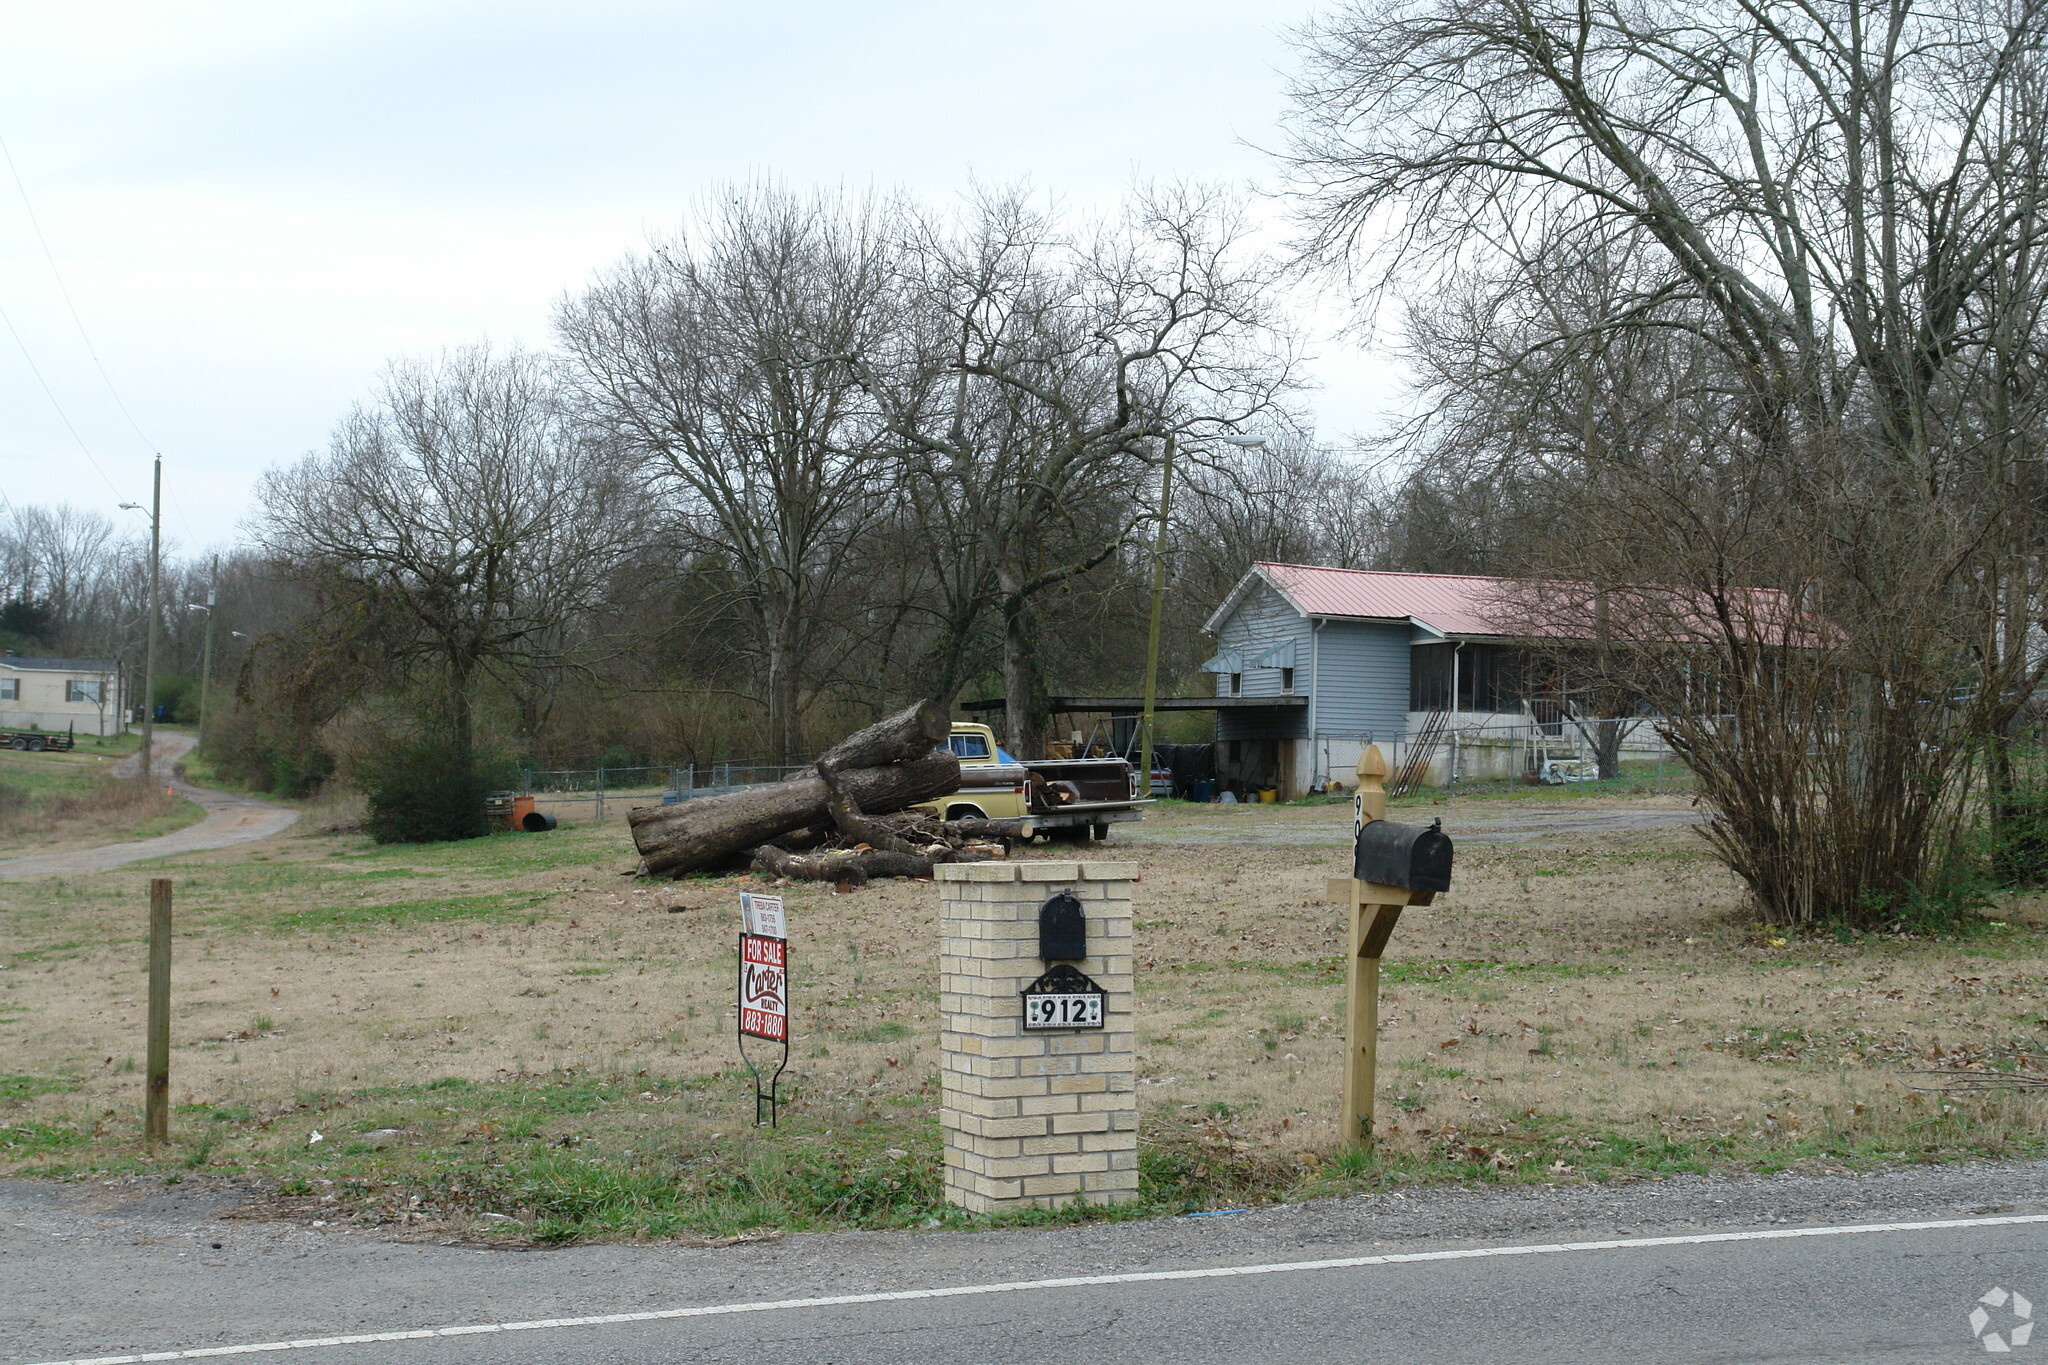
(1214, 582, 1311, 699)
(1309, 620, 1411, 743)
(1215, 581, 1311, 739)
(1207, 577, 1413, 744)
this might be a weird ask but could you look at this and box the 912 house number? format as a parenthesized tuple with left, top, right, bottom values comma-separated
(1022, 991, 1104, 1030)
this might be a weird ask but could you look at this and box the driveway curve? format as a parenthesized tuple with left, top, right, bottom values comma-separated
(0, 732, 299, 881)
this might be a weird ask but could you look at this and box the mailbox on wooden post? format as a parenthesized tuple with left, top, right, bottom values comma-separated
(1325, 745, 1453, 1145)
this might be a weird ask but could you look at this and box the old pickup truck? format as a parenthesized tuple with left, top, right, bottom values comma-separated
(915, 723, 1145, 840)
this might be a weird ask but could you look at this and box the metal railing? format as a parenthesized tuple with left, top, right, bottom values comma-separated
(1426, 711, 1693, 790)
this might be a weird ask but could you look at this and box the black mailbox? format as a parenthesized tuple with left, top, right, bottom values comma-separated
(1039, 890, 1087, 961)
(1353, 818, 1453, 893)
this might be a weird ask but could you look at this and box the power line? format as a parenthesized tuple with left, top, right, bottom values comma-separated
(0, 127, 191, 539)
(0, 128, 158, 453)
(0, 295, 123, 498)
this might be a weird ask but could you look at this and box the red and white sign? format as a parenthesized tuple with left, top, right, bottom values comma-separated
(738, 933, 788, 1042)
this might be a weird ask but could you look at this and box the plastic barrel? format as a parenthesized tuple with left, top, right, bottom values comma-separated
(520, 810, 558, 832)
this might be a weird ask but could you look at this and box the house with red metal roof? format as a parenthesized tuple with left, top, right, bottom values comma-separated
(1199, 562, 1682, 796)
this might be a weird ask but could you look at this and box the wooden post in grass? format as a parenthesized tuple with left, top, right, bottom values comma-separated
(1324, 745, 1431, 1146)
(145, 878, 172, 1144)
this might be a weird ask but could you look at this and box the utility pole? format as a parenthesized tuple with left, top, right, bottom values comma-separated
(1137, 432, 1177, 808)
(140, 456, 161, 780)
(196, 554, 217, 753)
(1139, 430, 1263, 803)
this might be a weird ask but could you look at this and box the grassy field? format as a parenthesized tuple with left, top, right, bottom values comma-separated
(2, 790, 2043, 1244)
(0, 731, 205, 857)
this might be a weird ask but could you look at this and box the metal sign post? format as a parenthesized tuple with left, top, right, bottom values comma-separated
(736, 892, 789, 1127)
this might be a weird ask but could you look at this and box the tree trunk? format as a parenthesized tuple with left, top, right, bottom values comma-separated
(802, 699, 951, 772)
(1000, 583, 1048, 759)
(630, 756, 960, 877)
(749, 845, 936, 885)
(628, 702, 958, 877)
(1593, 717, 1624, 780)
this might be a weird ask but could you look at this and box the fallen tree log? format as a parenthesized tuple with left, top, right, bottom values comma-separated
(801, 699, 952, 773)
(629, 701, 957, 878)
(749, 845, 936, 886)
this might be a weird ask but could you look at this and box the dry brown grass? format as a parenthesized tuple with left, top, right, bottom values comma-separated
(0, 769, 200, 857)
(3, 794, 2045, 1218)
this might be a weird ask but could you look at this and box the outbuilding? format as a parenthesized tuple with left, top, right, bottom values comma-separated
(0, 655, 128, 738)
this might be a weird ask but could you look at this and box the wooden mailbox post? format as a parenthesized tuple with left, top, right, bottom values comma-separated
(1324, 745, 1447, 1145)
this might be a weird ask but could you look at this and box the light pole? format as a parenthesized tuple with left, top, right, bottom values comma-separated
(1139, 430, 1264, 804)
(186, 554, 218, 754)
(119, 455, 162, 780)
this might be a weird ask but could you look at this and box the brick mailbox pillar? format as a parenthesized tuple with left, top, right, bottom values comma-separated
(937, 860, 1138, 1212)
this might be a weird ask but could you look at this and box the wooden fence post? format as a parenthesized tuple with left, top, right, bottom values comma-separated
(1325, 745, 1418, 1146)
(145, 877, 172, 1144)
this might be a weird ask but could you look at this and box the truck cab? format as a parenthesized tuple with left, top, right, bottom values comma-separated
(919, 722, 1145, 838)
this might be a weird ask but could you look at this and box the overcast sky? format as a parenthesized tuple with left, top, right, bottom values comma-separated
(0, 0, 1401, 554)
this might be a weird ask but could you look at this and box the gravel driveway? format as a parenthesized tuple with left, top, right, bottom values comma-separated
(0, 732, 298, 881)
(1119, 804, 1704, 847)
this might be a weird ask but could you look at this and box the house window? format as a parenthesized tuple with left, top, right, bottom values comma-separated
(66, 679, 102, 704)
(1229, 672, 1242, 697)
(1280, 667, 1295, 693)
(0, 678, 15, 701)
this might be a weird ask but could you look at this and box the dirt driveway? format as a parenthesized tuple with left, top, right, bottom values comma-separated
(0, 732, 297, 881)
(1118, 796, 1704, 846)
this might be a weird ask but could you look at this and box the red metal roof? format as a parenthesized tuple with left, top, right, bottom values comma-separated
(1250, 563, 1525, 635)
(1235, 561, 1821, 645)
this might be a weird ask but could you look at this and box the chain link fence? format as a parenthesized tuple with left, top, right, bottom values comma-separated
(517, 757, 816, 822)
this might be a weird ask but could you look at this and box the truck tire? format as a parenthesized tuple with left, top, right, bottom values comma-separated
(944, 804, 987, 822)
(7, 737, 24, 750)
(26, 736, 44, 752)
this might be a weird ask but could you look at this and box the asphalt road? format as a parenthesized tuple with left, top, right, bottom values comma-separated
(10, 1163, 2046, 1364)
(0, 733, 297, 881)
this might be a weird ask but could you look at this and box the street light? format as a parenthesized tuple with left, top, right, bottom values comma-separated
(1139, 430, 1266, 806)
(118, 456, 163, 778)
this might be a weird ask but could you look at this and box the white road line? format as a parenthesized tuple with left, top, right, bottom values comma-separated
(30, 1211, 2048, 1364)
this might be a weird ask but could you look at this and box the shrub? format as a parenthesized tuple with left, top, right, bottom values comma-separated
(360, 737, 497, 844)
(1991, 792, 2048, 888)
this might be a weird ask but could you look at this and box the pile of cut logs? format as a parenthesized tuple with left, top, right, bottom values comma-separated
(627, 702, 1026, 886)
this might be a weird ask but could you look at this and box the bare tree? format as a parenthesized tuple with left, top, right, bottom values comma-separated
(558, 186, 896, 762)
(852, 184, 1299, 754)
(1288, 0, 2048, 925)
(255, 344, 637, 759)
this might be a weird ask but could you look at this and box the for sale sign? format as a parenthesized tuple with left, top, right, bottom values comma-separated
(738, 934, 787, 1042)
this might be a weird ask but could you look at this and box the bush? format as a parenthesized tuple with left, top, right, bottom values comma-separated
(1991, 792, 2048, 888)
(361, 737, 498, 844)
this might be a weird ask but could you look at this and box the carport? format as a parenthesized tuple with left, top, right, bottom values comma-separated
(959, 695, 1309, 796)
